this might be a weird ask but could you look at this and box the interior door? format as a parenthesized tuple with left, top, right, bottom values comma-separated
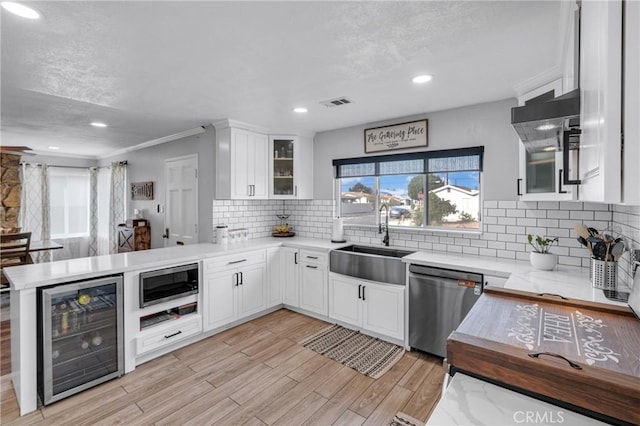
(164, 154, 198, 246)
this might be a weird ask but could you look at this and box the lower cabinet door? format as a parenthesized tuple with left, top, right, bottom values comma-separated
(282, 248, 299, 307)
(362, 282, 405, 341)
(238, 263, 267, 318)
(137, 315, 202, 355)
(328, 275, 361, 327)
(204, 270, 237, 331)
(266, 247, 282, 307)
(299, 263, 327, 316)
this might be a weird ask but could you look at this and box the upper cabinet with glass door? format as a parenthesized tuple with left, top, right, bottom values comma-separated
(269, 135, 313, 199)
(516, 79, 577, 201)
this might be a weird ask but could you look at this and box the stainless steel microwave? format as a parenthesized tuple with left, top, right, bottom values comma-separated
(139, 263, 198, 308)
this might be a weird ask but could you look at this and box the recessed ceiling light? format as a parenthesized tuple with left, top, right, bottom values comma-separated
(293, 107, 308, 113)
(90, 122, 107, 128)
(1, 2, 40, 19)
(48, 146, 60, 150)
(412, 75, 433, 84)
(535, 124, 558, 131)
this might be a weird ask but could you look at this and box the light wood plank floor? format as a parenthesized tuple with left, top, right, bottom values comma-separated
(0, 309, 444, 425)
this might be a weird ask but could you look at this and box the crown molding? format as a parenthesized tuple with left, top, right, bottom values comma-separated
(99, 126, 206, 159)
(512, 65, 563, 98)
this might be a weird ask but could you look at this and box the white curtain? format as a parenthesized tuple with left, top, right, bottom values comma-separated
(108, 162, 127, 254)
(96, 168, 111, 255)
(88, 168, 98, 256)
(19, 164, 50, 262)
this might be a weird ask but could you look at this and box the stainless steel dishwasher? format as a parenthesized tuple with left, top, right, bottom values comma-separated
(408, 264, 483, 358)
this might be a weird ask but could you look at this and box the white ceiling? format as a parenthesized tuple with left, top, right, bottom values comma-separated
(1, 1, 566, 159)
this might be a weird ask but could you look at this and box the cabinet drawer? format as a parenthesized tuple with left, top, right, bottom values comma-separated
(204, 250, 266, 272)
(299, 250, 327, 266)
(136, 315, 202, 355)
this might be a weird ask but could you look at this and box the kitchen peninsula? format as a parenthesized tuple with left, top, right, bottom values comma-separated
(5, 237, 630, 417)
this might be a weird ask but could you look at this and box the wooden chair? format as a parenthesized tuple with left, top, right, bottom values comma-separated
(1, 232, 32, 292)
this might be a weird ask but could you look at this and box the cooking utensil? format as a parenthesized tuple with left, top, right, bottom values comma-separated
(576, 236, 592, 255)
(574, 224, 590, 240)
(592, 241, 607, 260)
(611, 241, 625, 260)
(588, 227, 599, 237)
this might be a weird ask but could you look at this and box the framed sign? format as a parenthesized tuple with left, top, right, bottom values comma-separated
(131, 181, 154, 200)
(364, 119, 428, 153)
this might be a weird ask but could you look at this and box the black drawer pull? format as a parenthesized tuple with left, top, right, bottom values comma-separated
(306, 265, 318, 269)
(528, 352, 582, 370)
(164, 330, 183, 339)
(228, 259, 247, 265)
(306, 256, 318, 260)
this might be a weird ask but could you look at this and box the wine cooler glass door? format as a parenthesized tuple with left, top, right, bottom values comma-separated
(40, 275, 123, 404)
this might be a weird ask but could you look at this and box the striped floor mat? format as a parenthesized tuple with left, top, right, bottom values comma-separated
(299, 324, 405, 379)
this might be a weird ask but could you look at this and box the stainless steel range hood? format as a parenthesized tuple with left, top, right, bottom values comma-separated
(511, 89, 580, 152)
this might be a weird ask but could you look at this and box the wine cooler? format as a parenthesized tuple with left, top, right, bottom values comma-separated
(37, 275, 124, 405)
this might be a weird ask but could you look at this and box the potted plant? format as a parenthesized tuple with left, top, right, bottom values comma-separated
(527, 234, 559, 270)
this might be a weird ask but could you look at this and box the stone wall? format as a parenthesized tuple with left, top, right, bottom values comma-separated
(1, 153, 21, 232)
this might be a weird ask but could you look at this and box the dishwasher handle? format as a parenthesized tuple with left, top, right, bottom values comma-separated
(409, 264, 483, 283)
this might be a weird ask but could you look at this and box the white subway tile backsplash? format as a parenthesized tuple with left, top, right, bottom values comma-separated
(498, 201, 517, 209)
(547, 210, 570, 219)
(569, 210, 594, 220)
(212, 199, 638, 284)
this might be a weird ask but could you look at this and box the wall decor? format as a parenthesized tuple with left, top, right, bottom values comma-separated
(131, 181, 154, 200)
(364, 119, 428, 153)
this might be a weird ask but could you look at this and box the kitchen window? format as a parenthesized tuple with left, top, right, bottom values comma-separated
(49, 168, 91, 238)
(334, 147, 483, 231)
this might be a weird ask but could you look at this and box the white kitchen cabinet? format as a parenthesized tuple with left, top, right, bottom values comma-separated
(578, 0, 623, 203)
(214, 119, 269, 200)
(328, 273, 405, 341)
(202, 250, 267, 331)
(298, 249, 328, 316)
(281, 247, 300, 307)
(266, 247, 282, 307)
(484, 275, 508, 288)
(623, 0, 640, 205)
(269, 135, 313, 199)
(517, 79, 576, 201)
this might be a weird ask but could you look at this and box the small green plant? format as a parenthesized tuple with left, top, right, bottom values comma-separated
(527, 234, 558, 254)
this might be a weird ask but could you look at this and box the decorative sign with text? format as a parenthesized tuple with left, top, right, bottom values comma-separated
(131, 181, 154, 200)
(364, 119, 428, 153)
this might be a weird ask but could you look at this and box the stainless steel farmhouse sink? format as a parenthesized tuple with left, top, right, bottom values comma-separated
(330, 245, 415, 285)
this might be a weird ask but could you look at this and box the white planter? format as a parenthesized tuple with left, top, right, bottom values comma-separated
(530, 252, 557, 271)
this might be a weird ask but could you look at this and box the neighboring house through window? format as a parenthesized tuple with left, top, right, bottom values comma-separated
(334, 147, 484, 231)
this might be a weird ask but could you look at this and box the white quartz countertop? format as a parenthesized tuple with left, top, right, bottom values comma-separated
(4, 237, 349, 290)
(403, 250, 628, 306)
(427, 373, 607, 426)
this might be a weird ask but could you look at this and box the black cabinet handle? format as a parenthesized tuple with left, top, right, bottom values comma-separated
(528, 352, 582, 370)
(164, 330, 182, 339)
(234, 272, 239, 286)
(306, 265, 318, 269)
(558, 169, 567, 194)
(358, 284, 362, 299)
(562, 128, 581, 185)
(516, 178, 523, 196)
(362, 286, 366, 301)
(228, 259, 247, 265)
(239, 271, 243, 285)
(294, 252, 298, 264)
(306, 256, 318, 260)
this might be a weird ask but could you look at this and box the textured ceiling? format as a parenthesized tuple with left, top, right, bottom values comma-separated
(1, 1, 564, 159)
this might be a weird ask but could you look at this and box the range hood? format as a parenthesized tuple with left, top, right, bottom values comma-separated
(511, 89, 580, 152)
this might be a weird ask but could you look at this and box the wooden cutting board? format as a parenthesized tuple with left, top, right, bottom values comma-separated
(447, 287, 640, 425)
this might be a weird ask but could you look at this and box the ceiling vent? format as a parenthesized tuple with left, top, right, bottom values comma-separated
(321, 97, 353, 108)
